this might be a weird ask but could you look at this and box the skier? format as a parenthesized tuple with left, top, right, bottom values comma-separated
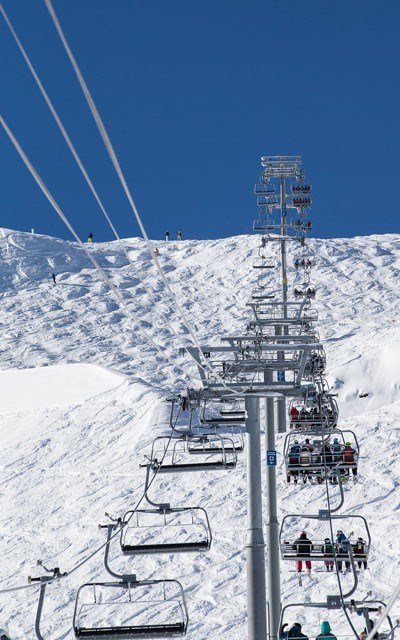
(289, 405, 299, 427)
(316, 621, 337, 640)
(343, 442, 357, 480)
(52, 273, 56, 285)
(165, 230, 169, 241)
(87, 232, 93, 243)
(322, 538, 334, 572)
(336, 529, 350, 572)
(299, 446, 312, 484)
(287, 622, 309, 640)
(288, 441, 301, 484)
(353, 537, 368, 569)
(292, 531, 313, 575)
(177, 229, 182, 240)
(331, 438, 343, 463)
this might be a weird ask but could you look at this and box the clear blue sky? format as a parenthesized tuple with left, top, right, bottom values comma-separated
(1, 1, 399, 242)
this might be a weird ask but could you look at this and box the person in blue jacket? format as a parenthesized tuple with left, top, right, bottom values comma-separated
(336, 529, 350, 572)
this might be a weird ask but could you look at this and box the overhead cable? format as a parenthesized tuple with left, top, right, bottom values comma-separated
(0, 114, 198, 385)
(43, 0, 237, 396)
(0, 2, 210, 379)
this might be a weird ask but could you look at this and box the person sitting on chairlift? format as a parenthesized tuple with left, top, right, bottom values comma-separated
(292, 531, 313, 574)
(316, 621, 337, 640)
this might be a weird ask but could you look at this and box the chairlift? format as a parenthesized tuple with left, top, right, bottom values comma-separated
(73, 580, 188, 639)
(251, 293, 276, 300)
(187, 433, 243, 453)
(280, 513, 370, 565)
(283, 428, 359, 485)
(120, 506, 212, 554)
(279, 600, 394, 640)
(293, 285, 316, 299)
(253, 219, 278, 232)
(288, 395, 339, 431)
(303, 351, 326, 378)
(292, 196, 312, 209)
(253, 257, 275, 269)
(147, 435, 237, 472)
(291, 183, 312, 194)
(294, 257, 313, 270)
(200, 401, 245, 424)
(254, 182, 276, 195)
(257, 195, 279, 208)
(301, 308, 318, 322)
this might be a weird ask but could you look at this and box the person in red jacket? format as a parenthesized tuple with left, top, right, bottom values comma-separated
(343, 442, 357, 479)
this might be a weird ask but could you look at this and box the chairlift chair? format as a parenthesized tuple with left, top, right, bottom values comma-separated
(283, 429, 359, 484)
(187, 433, 244, 454)
(253, 257, 275, 269)
(254, 183, 276, 195)
(73, 580, 188, 639)
(291, 183, 312, 194)
(279, 600, 394, 640)
(147, 435, 237, 472)
(279, 513, 370, 565)
(120, 506, 212, 555)
(200, 401, 245, 424)
(257, 195, 279, 208)
(292, 196, 312, 209)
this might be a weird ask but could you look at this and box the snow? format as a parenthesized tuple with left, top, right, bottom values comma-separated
(0, 230, 399, 639)
(0, 364, 126, 414)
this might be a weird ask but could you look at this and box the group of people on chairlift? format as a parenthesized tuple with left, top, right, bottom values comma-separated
(287, 437, 357, 484)
(288, 529, 368, 574)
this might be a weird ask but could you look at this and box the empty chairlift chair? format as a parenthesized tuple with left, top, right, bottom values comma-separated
(147, 435, 237, 472)
(73, 580, 188, 639)
(254, 182, 276, 196)
(252, 256, 275, 269)
(120, 506, 212, 555)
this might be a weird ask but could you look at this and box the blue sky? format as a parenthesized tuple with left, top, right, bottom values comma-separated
(1, 1, 399, 242)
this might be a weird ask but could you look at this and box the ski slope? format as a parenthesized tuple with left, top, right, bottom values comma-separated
(0, 229, 399, 639)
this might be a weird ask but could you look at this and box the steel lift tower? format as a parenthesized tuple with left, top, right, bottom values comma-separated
(257, 156, 309, 433)
(185, 155, 314, 640)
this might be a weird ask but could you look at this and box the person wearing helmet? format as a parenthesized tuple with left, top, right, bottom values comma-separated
(288, 622, 309, 640)
(292, 531, 313, 575)
(316, 621, 337, 640)
(331, 437, 343, 463)
(342, 442, 357, 480)
(336, 529, 350, 572)
(322, 538, 334, 572)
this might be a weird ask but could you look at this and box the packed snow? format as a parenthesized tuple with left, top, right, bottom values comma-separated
(0, 229, 399, 639)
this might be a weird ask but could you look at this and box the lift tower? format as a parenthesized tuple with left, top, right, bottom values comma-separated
(257, 156, 310, 432)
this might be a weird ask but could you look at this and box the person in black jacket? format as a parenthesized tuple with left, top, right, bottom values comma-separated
(287, 623, 309, 640)
(293, 531, 313, 574)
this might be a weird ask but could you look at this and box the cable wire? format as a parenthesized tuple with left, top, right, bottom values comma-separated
(42, 0, 238, 395)
(0, 1, 214, 380)
(0, 114, 199, 386)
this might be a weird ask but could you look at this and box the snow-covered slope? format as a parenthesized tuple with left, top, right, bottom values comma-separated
(0, 230, 399, 639)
